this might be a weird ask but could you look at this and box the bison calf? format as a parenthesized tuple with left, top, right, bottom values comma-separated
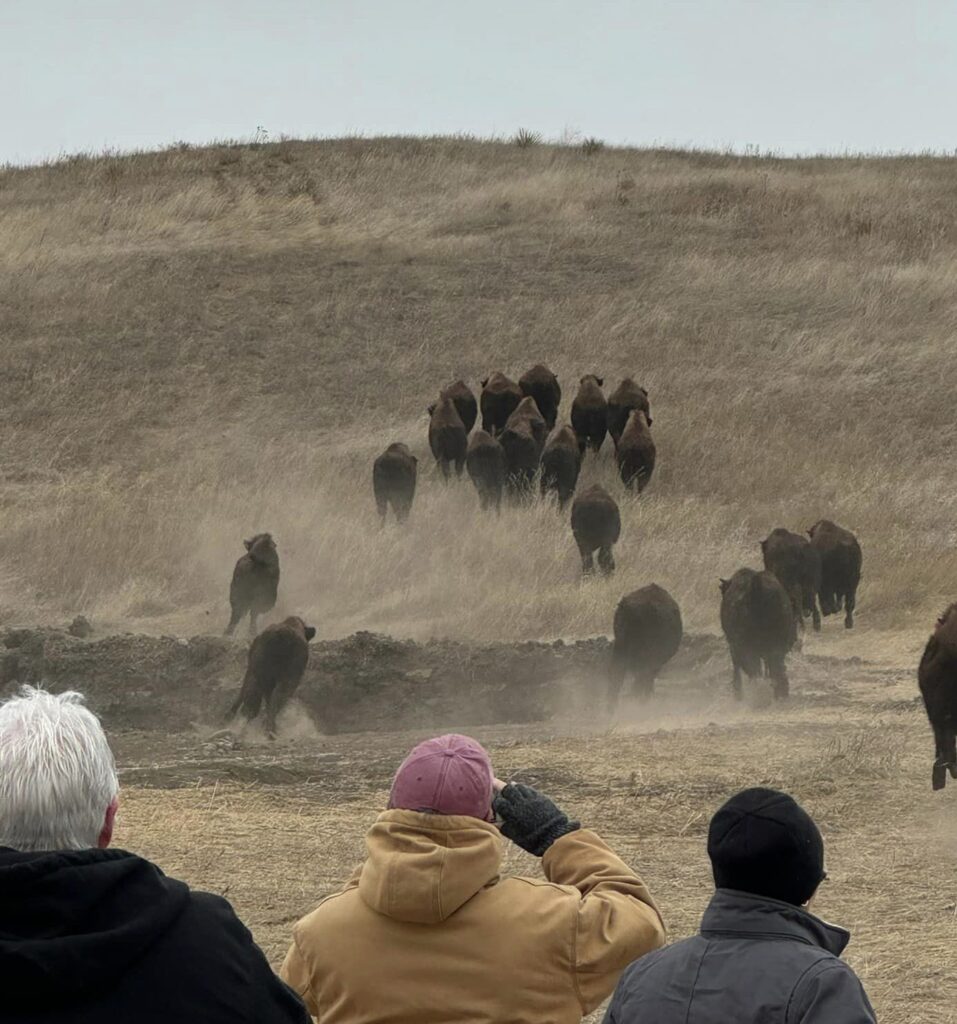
(480, 372, 522, 436)
(226, 616, 316, 738)
(918, 604, 957, 790)
(540, 425, 581, 510)
(225, 533, 280, 636)
(373, 443, 417, 524)
(616, 409, 656, 493)
(570, 375, 607, 455)
(761, 527, 821, 632)
(607, 378, 652, 445)
(428, 394, 468, 479)
(720, 568, 796, 700)
(571, 484, 621, 576)
(808, 519, 862, 629)
(466, 429, 506, 512)
(518, 364, 562, 431)
(609, 584, 682, 711)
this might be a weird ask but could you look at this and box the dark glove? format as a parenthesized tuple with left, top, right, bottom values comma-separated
(492, 783, 580, 857)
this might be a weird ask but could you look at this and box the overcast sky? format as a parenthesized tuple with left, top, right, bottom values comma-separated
(4, 1, 956, 165)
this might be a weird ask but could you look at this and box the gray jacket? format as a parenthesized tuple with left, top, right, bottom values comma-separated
(604, 889, 876, 1023)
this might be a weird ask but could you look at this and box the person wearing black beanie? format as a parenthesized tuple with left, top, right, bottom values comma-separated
(604, 787, 877, 1023)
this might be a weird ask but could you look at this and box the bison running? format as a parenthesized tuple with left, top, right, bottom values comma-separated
(518, 364, 562, 431)
(499, 418, 540, 497)
(428, 393, 468, 479)
(505, 396, 548, 451)
(540, 425, 581, 510)
(373, 443, 417, 525)
(225, 616, 316, 738)
(607, 379, 652, 446)
(570, 375, 608, 455)
(808, 519, 862, 629)
(616, 409, 656, 493)
(570, 484, 621, 576)
(441, 380, 478, 434)
(608, 584, 682, 711)
(918, 604, 957, 790)
(761, 527, 822, 632)
(479, 372, 522, 436)
(224, 533, 280, 636)
(466, 429, 506, 512)
(720, 568, 796, 700)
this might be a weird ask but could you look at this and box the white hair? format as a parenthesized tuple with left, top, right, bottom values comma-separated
(0, 686, 118, 851)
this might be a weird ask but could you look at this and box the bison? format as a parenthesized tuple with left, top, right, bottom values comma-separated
(505, 395, 548, 452)
(479, 372, 522, 436)
(224, 533, 280, 636)
(570, 484, 621, 576)
(570, 375, 607, 455)
(761, 527, 821, 632)
(500, 418, 540, 497)
(441, 380, 477, 434)
(607, 378, 652, 446)
(225, 616, 316, 738)
(720, 568, 796, 700)
(918, 604, 957, 790)
(616, 409, 656, 493)
(372, 443, 417, 524)
(518, 364, 562, 430)
(808, 519, 862, 629)
(540, 425, 581, 510)
(466, 429, 506, 512)
(428, 394, 467, 479)
(608, 584, 682, 711)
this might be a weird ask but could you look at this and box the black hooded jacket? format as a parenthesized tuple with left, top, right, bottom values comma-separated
(604, 888, 876, 1023)
(0, 846, 310, 1024)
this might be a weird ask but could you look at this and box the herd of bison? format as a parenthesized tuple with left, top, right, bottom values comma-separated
(216, 365, 956, 792)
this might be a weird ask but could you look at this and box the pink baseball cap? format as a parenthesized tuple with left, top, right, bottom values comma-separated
(388, 734, 495, 821)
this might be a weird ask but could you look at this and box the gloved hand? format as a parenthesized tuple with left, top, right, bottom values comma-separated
(492, 783, 580, 857)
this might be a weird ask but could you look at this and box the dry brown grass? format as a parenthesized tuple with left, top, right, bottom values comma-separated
(2, 137, 956, 647)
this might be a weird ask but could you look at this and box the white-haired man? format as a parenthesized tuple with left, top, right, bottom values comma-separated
(0, 686, 309, 1024)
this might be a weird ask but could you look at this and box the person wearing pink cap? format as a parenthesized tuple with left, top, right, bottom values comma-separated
(281, 733, 664, 1023)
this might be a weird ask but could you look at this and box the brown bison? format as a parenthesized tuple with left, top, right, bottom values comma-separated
(720, 569, 796, 700)
(440, 380, 478, 434)
(373, 443, 417, 524)
(518, 364, 562, 431)
(500, 418, 540, 497)
(761, 528, 821, 632)
(225, 533, 280, 636)
(919, 604, 957, 790)
(225, 616, 316, 738)
(608, 584, 682, 711)
(616, 409, 656, 493)
(428, 394, 467, 479)
(607, 378, 652, 445)
(466, 429, 506, 512)
(505, 396, 548, 452)
(570, 375, 607, 455)
(479, 372, 522, 436)
(570, 484, 621, 575)
(808, 519, 862, 629)
(540, 425, 581, 510)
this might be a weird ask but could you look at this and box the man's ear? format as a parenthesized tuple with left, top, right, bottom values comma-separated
(98, 796, 119, 849)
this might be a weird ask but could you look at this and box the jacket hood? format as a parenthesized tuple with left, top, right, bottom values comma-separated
(0, 847, 189, 1008)
(702, 888, 850, 956)
(358, 810, 503, 924)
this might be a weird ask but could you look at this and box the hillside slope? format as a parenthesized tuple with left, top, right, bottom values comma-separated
(1, 138, 955, 643)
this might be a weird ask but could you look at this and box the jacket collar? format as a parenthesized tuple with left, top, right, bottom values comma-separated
(701, 888, 850, 956)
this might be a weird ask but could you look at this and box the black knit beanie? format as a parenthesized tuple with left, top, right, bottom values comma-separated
(707, 788, 825, 906)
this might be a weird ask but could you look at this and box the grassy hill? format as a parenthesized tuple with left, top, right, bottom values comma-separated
(1, 137, 955, 643)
